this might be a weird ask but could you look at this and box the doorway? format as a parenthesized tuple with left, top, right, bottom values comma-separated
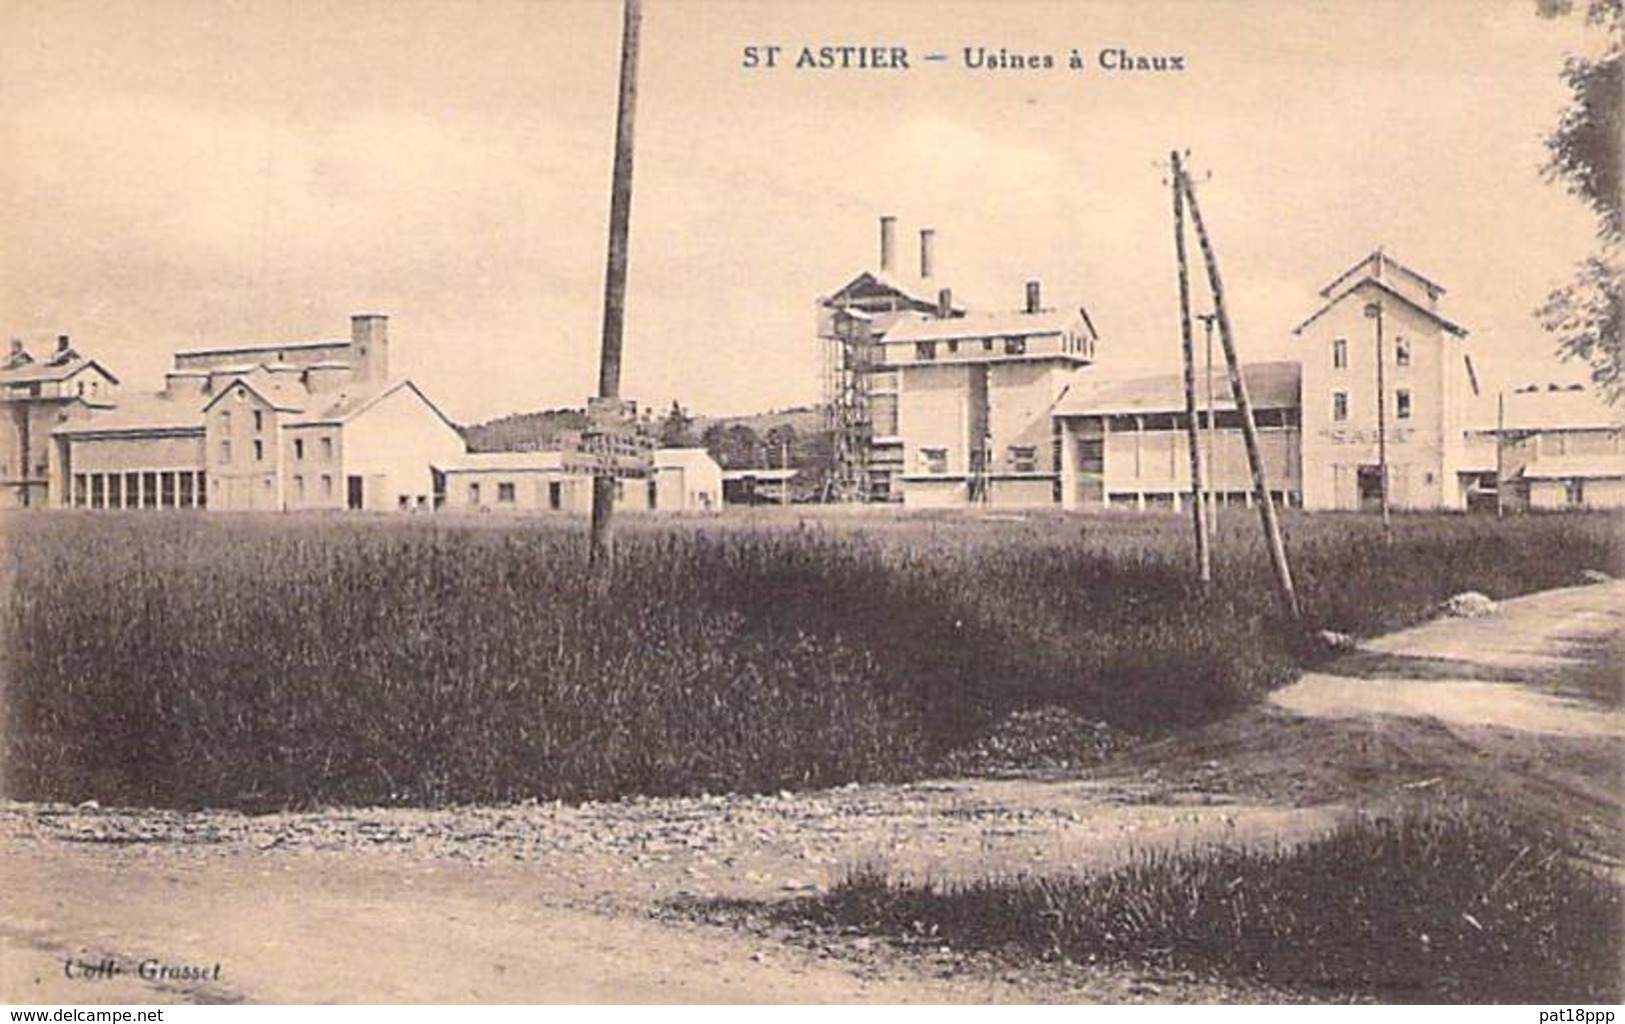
(347, 475, 364, 510)
(1357, 464, 1385, 511)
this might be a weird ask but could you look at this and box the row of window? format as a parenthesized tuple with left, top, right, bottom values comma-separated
(468, 481, 524, 505)
(1106, 490, 1300, 510)
(1331, 389, 1413, 422)
(1074, 409, 1300, 433)
(289, 474, 337, 502)
(217, 434, 334, 466)
(914, 336, 1030, 361)
(1332, 336, 1411, 369)
(917, 446, 1039, 474)
(70, 470, 205, 510)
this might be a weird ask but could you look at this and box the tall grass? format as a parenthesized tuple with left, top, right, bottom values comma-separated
(782, 811, 1623, 1003)
(0, 510, 1618, 809)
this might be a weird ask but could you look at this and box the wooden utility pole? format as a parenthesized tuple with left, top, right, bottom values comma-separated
(1496, 390, 1506, 519)
(589, 0, 643, 574)
(1197, 311, 1219, 537)
(1180, 167, 1301, 623)
(1170, 151, 1211, 585)
(1364, 298, 1393, 539)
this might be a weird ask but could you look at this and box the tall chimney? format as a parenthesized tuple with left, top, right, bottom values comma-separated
(937, 287, 953, 318)
(879, 216, 896, 273)
(350, 313, 389, 382)
(920, 228, 935, 279)
(1025, 280, 1041, 314)
(56, 334, 70, 355)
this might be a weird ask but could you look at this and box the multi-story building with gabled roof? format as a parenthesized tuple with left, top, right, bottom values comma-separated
(0, 335, 120, 508)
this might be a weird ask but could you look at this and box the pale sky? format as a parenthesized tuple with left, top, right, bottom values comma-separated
(0, 0, 1608, 423)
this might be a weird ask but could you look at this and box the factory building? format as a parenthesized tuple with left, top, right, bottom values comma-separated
(51, 315, 466, 512)
(0, 336, 119, 508)
(820, 220, 1623, 511)
(1054, 362, 1302, 511)
(20, 313, 724, 515)
(438, 447, 720, 514)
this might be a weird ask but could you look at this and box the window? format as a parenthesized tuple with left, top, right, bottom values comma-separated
(1004, 336, 1027, 356)
(982, 338, 994, 352)
(253, 410, 264, 432)
(1332, 391, 1349, 422)
(253, 439, 264, 461)
(320, 437, 333, 461)
(1333, 338, 1348, 369)
(1395, 338, 1411, 367)
(468, 482, 481, 505)
(220, 409, 231, 429)
(1396, 389, 1412, 420)
(1008, 446, 1037, 473)
(497, 481, 516, 504)
(919, 447, 948, 474)
(294, 475, 305, 502)
(1076, 437, 1105, 474)
(915, 341, 937, 361)
(219, 439, 232, 464)
(321, 474, 333, 498)
(946, 340, 959, 355)
(548, 481, 562, 510)
(294, 438, 305, 461)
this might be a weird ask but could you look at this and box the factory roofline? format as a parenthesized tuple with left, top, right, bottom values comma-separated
(1292, 278, 1467, 338)
(52, 393, 207, 436)
(174, 338, 349, 358)
(879, 307, 1087, 344)
(1052, 360, 1302, 418)
(1319, 250, 1447, 300)
(0, 356, 120, 387)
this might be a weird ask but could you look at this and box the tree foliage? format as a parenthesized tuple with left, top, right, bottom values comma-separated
(1535, 0, 1623, 397)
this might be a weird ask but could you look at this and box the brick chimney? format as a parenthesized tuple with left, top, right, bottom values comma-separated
(1025, 281, 1041, 314)
(350, 314, 389, 382)
(920, 228, 935, 279)
(879, 216, 896, 273)
(5, 339, 27, 369)
(937, 287, 953, 318)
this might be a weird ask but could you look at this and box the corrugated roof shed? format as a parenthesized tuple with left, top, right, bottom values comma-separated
(1053, 361, 1301, 418)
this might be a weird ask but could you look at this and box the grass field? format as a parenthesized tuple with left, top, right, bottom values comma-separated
(773, 810, 1622, 1003)
(1, 508, 1619, 810)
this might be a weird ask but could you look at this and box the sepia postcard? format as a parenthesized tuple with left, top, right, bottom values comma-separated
(1, 0, 1621, 1010)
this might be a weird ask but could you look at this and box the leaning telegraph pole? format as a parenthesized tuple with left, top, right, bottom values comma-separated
(589, 0, 643, 575)
(1180, 164, 1301, 624)
(1170, 151, 1211, 585)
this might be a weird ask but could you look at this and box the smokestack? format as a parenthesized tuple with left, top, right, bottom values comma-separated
(56, 335, 70, 355)
(350, 313, 390, 382)
(879, 216, 896, 273)
(1025, 280, 1041, 314)
(920, 228, 935, 279)
(937, 288, 953, 318)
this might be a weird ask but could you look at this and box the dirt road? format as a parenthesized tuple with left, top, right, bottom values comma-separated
(3, 581, 1619, 1003)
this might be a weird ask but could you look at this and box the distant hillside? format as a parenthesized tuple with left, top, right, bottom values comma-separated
(461, 408, 590, 452)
